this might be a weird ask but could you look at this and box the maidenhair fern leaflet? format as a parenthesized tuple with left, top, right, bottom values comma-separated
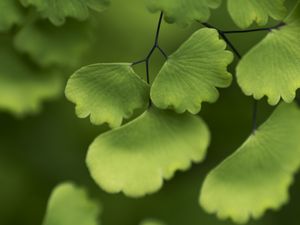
(64, 1, 300, 224)
(1, 0, 300, 225)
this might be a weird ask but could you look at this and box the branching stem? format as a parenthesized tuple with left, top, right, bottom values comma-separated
(132, 12, 167, 106)
(132, 12, 168, 71)
(201, 21, 265, 133)
(201, 21, 286, 60)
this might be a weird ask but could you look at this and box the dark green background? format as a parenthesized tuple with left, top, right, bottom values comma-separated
(1, 1, 299, 225)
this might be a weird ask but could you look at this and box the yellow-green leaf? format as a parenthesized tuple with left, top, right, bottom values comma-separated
(65, 63, 149, 128)
(43, 182, 101, 225)
(87, 107, 210, 197)
(227, 0, 287, 28)
(237, 3, 300, 105)
(151, 28, 233, 114)
(200, 103, 300, 224)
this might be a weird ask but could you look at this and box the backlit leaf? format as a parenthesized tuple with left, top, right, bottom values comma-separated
(200, 103, 300, 224)
(20, 0, 110, 26)
(87, 107, 210, 197)
(237, 4, 300, 105)
(151, 28, 233, 114)
(146, 0, 221, 26)
(42, 182, 101, 225)
(65, 63, 149, 128)
(227, 0, 287, 28)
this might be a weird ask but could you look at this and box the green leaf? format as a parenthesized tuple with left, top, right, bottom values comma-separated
(0, 37, 62, 116)
(87, 107, 210, 197)
(65, 63, 150, 128)
(151, 28, 233, 114)
(140, 219, 167, 225)
(42, 182, 101, 225)
(227, 0, 287, 28)
(0, 0, 24, 31)
(237, 4, 300, 105)
(14, 19, 91, 68)
(146, 0, 221, 26)
(20, 0, 110, 26)
(200, 103, 300, 224)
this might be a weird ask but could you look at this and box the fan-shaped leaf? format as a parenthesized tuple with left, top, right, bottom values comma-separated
(200, 103, 300, 224)
(146, 0, 221, 26)
(14, 19, 91, 68)
(237, 4, 300, 105)
(65, 63, 149, 128)
(0, 0, 24, 31)
(20, 0, 110, 26)
(227, 0, 287, 28)
(87, 107, 210, 197)
(0, 37, 62, 116)
(43, 182, 101, 225)
(150, 28, 233, 114)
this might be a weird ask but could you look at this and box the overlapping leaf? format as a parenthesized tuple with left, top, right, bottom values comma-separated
(200, 103, 300, 224)
(65, 63, 149, 128)
(0, 37, 62, 116)
(14, 19, 91, 68)
(227, 0, 287, 28)
(146, 0, 221, 26)
(87, 107, 210, 197)
(0, 0, 24, 31)
(42, 182, 101, 225)
(237, 4, 300, 105)
(20, 0, 110, 26)
(151, 28, 233, 114)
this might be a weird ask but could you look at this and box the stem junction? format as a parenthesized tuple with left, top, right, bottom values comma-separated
(132, 12, 168, 107)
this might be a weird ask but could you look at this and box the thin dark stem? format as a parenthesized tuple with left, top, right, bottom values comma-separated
(154, 12, 164, 45)
(145, 61, 150, 84)
(219, 32, 241, 59)
(202, 21, 260, 133)
(224, 27, 270, 34)
(202, 22, 285, 34)
(201, 21, 286, 59)
(157, 45, 168, 59)
(202, 22, 241, 59)
(132, 59, 146, 66)
(223, 22, 286, 34)
(132, 11, 168, 68)
(132, 12, 166, 107)
(145, 61, 152, 106)
(201, 22, 214, 29)
(252, 100, 258, 133)
(147, 45, 156, 60)
(144, 11, 165, 85)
